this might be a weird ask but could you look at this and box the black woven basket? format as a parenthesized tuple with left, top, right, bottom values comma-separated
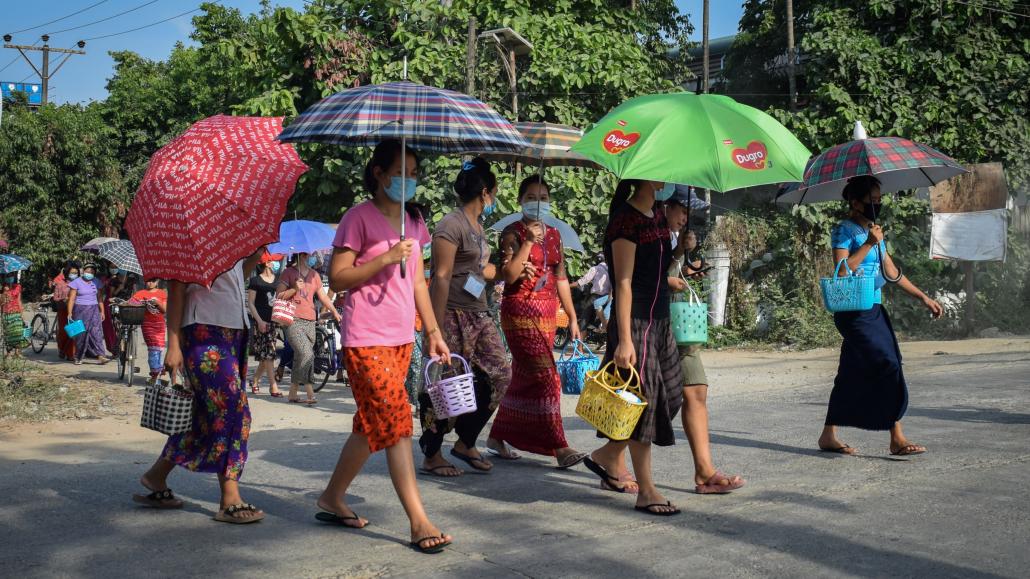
(116, 305, 147, 325)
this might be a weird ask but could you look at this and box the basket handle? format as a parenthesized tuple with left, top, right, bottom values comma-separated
(594, 360, 643, 397)
(423, 354, 470, 385)
(558, 340, 577, 362)
(685, 282, 703, 305)
(832, 258, 854, 281)
(574, 339, 596, 359)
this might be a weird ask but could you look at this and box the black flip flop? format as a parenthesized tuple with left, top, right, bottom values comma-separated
(583, 457, 627, 493)
(315, 510, 367, 528)
(131, 488, 184, 509)
(450, 448, 492, 472)
(410, 534, 451, 554)
(634, 501, 681, 516)
(420, 465, 462, 477)
(819, 444, 857, 455)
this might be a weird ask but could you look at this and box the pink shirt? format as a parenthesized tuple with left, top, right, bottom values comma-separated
(278, 267, 322, 321)
(334, 201, 430, 347)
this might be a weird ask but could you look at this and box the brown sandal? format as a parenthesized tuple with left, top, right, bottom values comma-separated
(214, 503, 264, 524)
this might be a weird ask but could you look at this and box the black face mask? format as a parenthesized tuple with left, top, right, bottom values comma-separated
(862, 202, 882, 222)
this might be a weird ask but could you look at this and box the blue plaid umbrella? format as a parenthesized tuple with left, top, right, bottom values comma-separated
(96, 240, 143, 276)
(0, 254, 32, 274)
(278, 80, 527, 277)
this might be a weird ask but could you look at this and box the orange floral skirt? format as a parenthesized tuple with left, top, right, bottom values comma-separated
(343, 344, 415, 452)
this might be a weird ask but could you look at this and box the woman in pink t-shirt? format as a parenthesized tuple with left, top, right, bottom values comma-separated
(316, 139, 453, 555)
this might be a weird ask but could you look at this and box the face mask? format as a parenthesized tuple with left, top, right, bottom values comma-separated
(68, 274, 79, 281)
(482, 196, 496, 219)
(655, 182, 676, 201)
(424, 270, 432, 281)
(385, 176, 418, 203)
(83, 273, 95, 281)
(306, 256, 319, 268)
(269, 262, 281, 273)
(522, 200, 551, 221)
(862, 202, 882, 222)
(111, 268, 121, 275)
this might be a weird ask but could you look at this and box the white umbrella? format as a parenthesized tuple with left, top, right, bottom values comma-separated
(489, 213, 585, 253)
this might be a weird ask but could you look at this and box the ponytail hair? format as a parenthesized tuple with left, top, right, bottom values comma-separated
(454, 157, 496, 204)
(610, 179, 643, 219)
(363, 138, 426, 220)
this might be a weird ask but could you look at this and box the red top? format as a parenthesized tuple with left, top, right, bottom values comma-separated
(131, 288, 167, 344)
(1, 284, 22, 314)
(502, 220, 565, 300)
(278, 266, 322, 321)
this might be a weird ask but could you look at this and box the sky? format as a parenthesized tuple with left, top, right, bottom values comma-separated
(1, 1, 743, 105)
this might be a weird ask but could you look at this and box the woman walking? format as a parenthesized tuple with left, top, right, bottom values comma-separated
(277, 252, 339, 405)
(53, 261, 79, 361)
(486, 175, 586, 469)
(664, 192, 745, 494)
(1, 272, 28, 354)
(818, 176, 943, 456)
(318, 139, 452, 554)
(66, 264, 110, 365)
(133, 253, 265, 524)
(584, 179, 684, 515)
(420, 158, 511, 476)
(247, 257, 283, 397)
(131, 279, 168, 384)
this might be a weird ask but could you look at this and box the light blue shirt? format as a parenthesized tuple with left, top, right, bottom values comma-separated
(830, 219, 886, 304)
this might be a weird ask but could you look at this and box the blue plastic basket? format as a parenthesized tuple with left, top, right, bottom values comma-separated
(821, 259, 875, 313)
(557, 340, 601, 395)
(64, 319, 85, 338)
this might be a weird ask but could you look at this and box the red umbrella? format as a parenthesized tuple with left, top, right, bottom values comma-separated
(126, 115, 308, 286)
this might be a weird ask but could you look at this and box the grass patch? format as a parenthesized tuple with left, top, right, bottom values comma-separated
(0, 358, 118, 423)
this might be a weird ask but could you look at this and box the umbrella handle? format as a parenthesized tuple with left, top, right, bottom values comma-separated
(400, 133, 407, 279)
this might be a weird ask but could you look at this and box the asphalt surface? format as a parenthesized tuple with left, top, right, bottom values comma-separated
(1, 338, 1028, 578)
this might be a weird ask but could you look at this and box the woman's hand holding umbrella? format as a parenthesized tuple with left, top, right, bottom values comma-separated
(381, 239, 416, 267)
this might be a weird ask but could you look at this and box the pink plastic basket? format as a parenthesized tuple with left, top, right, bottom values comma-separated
(423, 354, 477, 419)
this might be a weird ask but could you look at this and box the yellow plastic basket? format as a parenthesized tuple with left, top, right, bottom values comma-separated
(575, 361, 648, 440)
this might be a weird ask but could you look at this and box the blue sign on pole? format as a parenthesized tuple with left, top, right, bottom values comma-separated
(1, 81, 43, 105)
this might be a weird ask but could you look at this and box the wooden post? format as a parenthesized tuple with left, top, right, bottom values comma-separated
(962, 261, 975, 336)
(702, 0, 712, 222)
(465, 17, 477, 97)
(786, 0, 797, 112)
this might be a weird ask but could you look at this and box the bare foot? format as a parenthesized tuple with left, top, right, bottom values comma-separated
(818, 434, 857, 455)
(411, 521, 452, 552)
(889, 440, 927, 456)
(140, 473, 168, 493)
(635, 490, 678, 514)
(317, 496, 368, 528)
(422, 453, 462, 477)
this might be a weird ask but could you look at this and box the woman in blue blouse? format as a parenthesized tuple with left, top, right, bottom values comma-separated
(818, 176, 943, 457)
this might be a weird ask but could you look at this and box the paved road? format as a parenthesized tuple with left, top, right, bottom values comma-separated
(1, 339, 1028, 578)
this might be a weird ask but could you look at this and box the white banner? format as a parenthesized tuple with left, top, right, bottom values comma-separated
(930, 209, 1007, 262)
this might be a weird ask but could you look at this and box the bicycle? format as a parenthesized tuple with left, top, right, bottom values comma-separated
(110, 299, 146, 387)
(29, 296, 59, 354)
(312, 317, 346, 392)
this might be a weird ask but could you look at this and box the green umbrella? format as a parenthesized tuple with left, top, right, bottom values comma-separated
(571, 92, 812, 192)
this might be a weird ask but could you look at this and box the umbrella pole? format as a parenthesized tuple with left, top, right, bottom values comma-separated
(400, 132, 407, 279)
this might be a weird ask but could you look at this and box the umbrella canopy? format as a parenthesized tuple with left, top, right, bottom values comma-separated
(779, 136, 967, 204)
(125, 115, 308, 286)
(277, 81, 528, 153)
(95, 240, 143, 276)
(571, 92, 811, 192)
(470, 122, 601, 168)
(489, 214, 585, 253)
(81, 236, 119, 253)
(0, 254, 31, 274)
(268, 220, 337, 255)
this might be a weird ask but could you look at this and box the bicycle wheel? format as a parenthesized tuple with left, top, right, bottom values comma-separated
(311, 329, 331, 393)
(553, 327, 570, 350)
(125, 330, 137, 387)
(117, 332, 128, 380)
(30, 314, 48, 354)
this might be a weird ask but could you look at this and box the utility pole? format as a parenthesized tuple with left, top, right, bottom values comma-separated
(702, 0, 712, 222)
(786, 0, 797, 112)
(465, 17, 477, 98)
(2, 34, 86, 105)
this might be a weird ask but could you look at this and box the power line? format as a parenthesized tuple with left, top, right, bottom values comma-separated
(5, 0, 111, 35)
(47, 0, 163, 36)
(82, 3, 217, 42)
(0, 40, 40, 75)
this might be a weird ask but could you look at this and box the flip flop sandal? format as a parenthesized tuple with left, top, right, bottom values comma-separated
(556, 451, 588, 470)
(634, 501, 681, 516)
(410, 534, 451, 554)
(269, 392, 284, 398)
(819, 444, 857, 455)
(420, 465, 462, 477)
(304, 399, 318, 405)
(695, 470, 746, 494)
(315, 510, 367, 528)
(890, 444, 927, 456)
(450, 448, 492, 472)
(131, 488, 184, 509)
(583, 457, 629, 493)
(486, 446, 520, 460)
(610, 473, 640, 495)
(288, 398, 302, 404)
(214, 503, 264, 524)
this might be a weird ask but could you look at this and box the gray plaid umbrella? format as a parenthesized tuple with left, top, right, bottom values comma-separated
(96, 240, 143, 276)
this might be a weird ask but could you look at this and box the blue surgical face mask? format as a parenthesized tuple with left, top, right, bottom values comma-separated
(269, 262, 281, 273)
(522, 200, 551, 221)
(83, 273, 95, 281)
(385, 176, 418, 203)
(655, 182, 676, 201)
(306, 256, 319, 268)
(68, 273, 79, 281)
(482, 196, 496, 219)
(111, 268, 121, 275)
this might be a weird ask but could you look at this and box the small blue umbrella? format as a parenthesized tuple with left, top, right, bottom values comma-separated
(268, 220, 337, 255)
(0, 254, 32, 274)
